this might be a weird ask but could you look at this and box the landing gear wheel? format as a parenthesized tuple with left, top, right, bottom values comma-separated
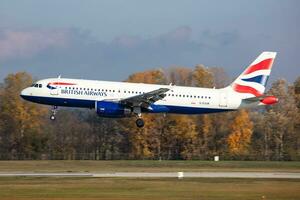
(50, 106, 58, 121)
(50, 115, 56, 121)
(136, 118, 145, 128)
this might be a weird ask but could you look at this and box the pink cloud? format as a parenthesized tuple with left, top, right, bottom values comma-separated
(0, 29, 70, 60)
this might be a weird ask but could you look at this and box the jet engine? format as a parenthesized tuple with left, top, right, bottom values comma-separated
(95, 101, 131, 118)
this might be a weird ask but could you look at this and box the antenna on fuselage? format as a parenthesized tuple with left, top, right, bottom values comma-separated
(58, 75, 61, 79)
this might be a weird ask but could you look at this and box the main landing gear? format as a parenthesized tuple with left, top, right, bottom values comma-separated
(133, 106, 144, 128)
(136, 118, 145, 128)
(50, 106, 58, 121)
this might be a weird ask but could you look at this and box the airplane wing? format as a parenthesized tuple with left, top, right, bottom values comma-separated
(120, 88, 170, 108)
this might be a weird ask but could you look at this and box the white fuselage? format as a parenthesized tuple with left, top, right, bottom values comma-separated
(20, 78, 248, 115)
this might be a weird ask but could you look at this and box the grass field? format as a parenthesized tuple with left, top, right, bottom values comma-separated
(0, 177, 299, 200)
(0, 161, 299, 200)
(0, 160, 299, 173)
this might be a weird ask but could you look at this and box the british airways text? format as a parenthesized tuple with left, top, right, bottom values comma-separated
(61, 89, 107, 96)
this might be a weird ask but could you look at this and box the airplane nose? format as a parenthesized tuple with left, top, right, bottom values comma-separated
(20, 88, 29, 99)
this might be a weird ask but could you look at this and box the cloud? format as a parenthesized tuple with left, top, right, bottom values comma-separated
(0, 26, 297, 83)
(201, 30, 239, 47)
(0, 26, 204, 81)
(112, 35, 142, 48)
(0, 29, 69, 60)
(161, 26, 192, 42)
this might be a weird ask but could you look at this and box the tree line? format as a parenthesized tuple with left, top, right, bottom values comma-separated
(0, 66, 299, 160)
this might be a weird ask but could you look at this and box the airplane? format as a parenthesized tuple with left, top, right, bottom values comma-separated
(20, 52, 278, 128)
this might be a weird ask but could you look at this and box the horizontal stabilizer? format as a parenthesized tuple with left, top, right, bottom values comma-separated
(243, 95, 267, 103)
(243, 95, 278, 105)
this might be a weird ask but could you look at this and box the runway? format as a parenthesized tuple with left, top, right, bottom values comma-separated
(0, 172, 300, 179)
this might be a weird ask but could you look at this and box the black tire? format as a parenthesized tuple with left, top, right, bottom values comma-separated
(136, 118, 145, 128)
(50, 115, 56, 121)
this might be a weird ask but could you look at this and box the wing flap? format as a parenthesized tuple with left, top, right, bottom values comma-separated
(120, 88, 170, 108)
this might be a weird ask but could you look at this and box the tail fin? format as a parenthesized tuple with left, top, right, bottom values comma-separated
(230, 52, 277, 97)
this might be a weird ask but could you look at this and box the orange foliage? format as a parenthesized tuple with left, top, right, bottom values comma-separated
(227, 110, 253, 155)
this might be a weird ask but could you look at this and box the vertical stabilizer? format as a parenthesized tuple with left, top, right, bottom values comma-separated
(229, 52, 277, 98)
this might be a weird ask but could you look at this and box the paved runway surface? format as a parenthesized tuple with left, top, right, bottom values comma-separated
(0, 172, 300, 179)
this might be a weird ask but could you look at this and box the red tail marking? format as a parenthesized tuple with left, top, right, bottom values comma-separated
(244, 58, 273, 75)
(233, 84, 262, 97)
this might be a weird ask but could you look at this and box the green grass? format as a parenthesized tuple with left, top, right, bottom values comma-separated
(0, 177, 299, 200)
(0, 160, 299, 173)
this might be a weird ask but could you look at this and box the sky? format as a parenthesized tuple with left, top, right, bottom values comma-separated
(0, 0, 299, 84)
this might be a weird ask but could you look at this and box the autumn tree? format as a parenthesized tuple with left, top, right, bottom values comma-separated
(262, 79, 298, 160)
(227, 110, 253, 156)
(192, 64, 214, 88)
(0, 72, 48, 159)
(209, 67, 230, 88)
(167, 67, 193, 86)
(294, 77, 300, 158)
(162, 115, 198, 159)
(124, 69, 167, 159)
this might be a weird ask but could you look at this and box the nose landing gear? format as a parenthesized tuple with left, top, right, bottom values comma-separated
(50, 106, 58, 121)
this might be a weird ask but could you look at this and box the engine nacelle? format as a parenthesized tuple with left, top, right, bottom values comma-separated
(95, 101, 132, 118)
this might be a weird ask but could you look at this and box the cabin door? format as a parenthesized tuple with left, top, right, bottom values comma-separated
(219, 92, 228, 107)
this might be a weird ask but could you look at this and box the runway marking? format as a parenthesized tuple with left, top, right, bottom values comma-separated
(0, 172, 300, 179)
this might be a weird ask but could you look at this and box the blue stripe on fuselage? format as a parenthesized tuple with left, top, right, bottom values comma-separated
(20, 95, 233, 114)
(20, 95, 95, 108)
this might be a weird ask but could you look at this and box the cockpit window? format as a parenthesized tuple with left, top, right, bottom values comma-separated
(31, 83, 41, 88)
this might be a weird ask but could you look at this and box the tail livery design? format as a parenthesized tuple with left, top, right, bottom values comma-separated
(231, 52, 276, 97)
